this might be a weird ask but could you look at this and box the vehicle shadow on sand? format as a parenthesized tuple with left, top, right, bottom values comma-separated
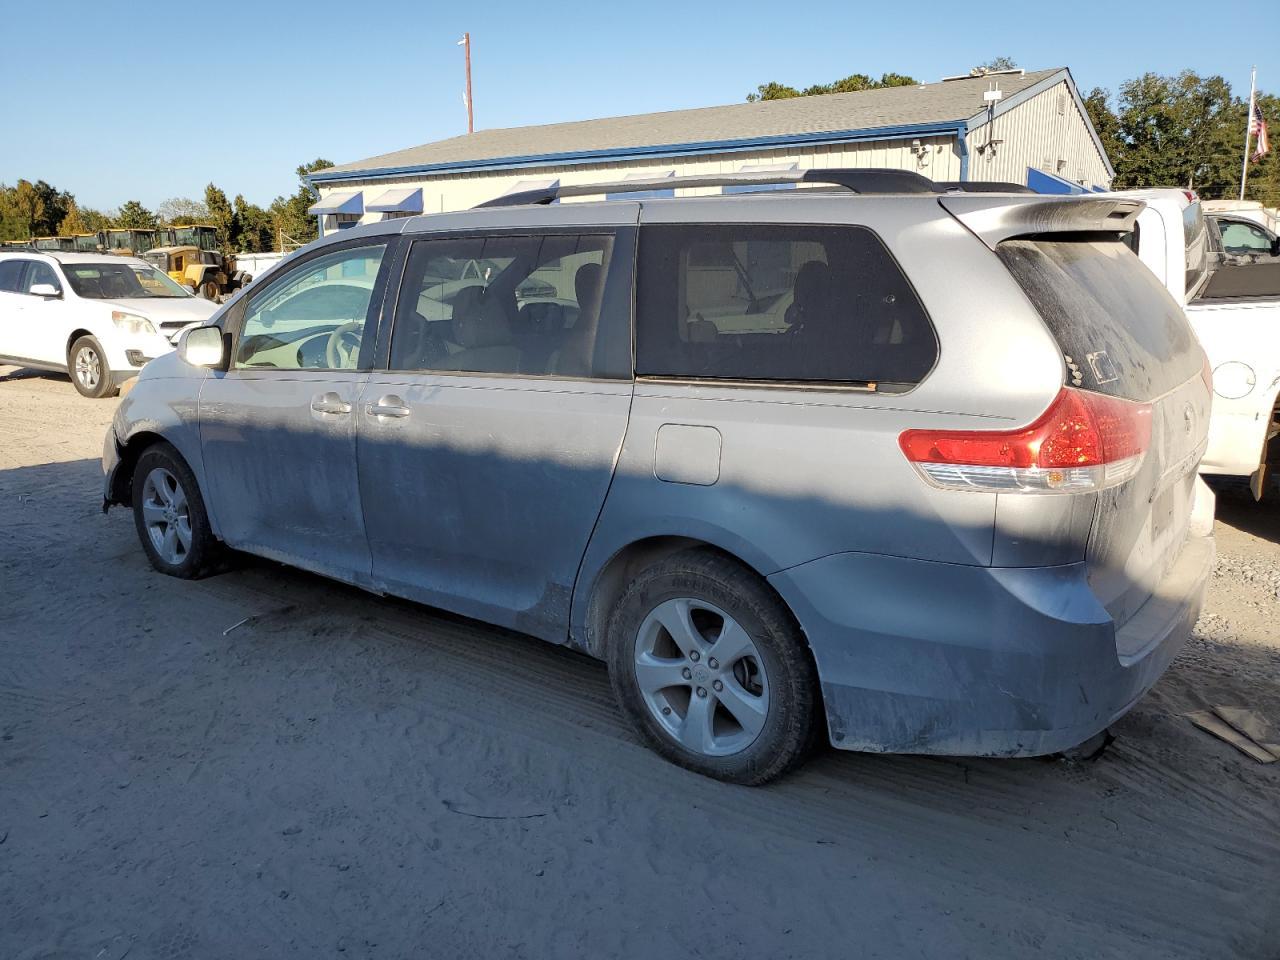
(5, 455, 1280, 960)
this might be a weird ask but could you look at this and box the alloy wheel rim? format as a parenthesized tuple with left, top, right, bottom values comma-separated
(141, 467, 192, 565)
(634, 597, 769, 757)
(75, 347, 100, 389)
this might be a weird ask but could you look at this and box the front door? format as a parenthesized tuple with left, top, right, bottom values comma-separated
(357, 227, 636, 641)
(199, 240, 394, 584)
(18, 260, 68, 365)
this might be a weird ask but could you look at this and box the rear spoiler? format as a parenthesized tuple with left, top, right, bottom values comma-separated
(938, 195, 1144, 250)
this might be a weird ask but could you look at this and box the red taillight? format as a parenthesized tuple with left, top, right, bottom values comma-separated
(899, 387, 1151, 493)
(1200, 353, 1213, 394)
(1183, 190, 1198, 204)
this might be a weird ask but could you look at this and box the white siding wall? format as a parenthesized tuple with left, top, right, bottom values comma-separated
(316, 135, 962, 233)
(965, 80, 1111, 189)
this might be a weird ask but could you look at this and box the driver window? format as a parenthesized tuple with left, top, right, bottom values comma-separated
(23, 261, 62, 294)
(235, 244, 385, 370)
(1219, 221, 1270, 253)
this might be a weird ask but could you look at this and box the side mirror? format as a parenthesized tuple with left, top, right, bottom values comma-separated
(178, 325, 228, 369)
(29, 283, 61, 298)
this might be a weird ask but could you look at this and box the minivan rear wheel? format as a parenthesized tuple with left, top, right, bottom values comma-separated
(131, 443, 220, 579)
(606, 549, 819, 784)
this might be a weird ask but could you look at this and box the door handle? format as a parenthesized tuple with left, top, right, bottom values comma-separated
(311, 392, 352, 415)
(365, 395, 411, 419)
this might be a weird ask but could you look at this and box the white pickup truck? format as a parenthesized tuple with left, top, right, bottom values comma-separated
(1112, 189, 1280, 498)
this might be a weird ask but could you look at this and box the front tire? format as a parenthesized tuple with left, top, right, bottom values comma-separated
(606, 549, 820, 785)
(68, 335, 116, 399)
(131, 443, 220, 578)
(199, 278, 219, 300)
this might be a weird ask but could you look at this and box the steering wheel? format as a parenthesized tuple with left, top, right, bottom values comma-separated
(325, 321, 363, 369)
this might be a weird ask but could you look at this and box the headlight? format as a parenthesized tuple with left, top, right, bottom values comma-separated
(111, 311, 157, 336)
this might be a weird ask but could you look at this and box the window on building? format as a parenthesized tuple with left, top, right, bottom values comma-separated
(635, 223, 937, 390)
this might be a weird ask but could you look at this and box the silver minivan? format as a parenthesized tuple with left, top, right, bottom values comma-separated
(103, 170, 1215, 784)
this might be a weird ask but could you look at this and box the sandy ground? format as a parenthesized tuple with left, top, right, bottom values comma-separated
(1, 365, 1278, 960)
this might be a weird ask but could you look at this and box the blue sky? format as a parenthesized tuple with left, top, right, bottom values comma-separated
(1, 0, 1274, 211)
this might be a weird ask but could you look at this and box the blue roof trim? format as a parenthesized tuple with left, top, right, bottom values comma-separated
(308, 120, 968, 186)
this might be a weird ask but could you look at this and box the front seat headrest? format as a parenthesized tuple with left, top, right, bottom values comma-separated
(451, 286, 512, 348)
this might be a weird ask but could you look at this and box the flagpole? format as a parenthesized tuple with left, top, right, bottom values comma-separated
(1240, 66, 1256, 201)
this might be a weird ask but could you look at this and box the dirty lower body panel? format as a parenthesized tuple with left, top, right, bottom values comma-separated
(768, 534, 1214, 757)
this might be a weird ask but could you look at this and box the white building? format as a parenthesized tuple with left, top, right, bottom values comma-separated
(309, 67, 1113, 234)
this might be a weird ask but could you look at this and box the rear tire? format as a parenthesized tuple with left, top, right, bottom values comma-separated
(131, 443, 220, 579)
(68, 335, 116, 399)
(606, 549, 820, 785)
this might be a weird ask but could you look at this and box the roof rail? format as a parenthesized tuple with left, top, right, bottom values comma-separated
(474, 168, 939, 208)
(935, 180, 1035, 194)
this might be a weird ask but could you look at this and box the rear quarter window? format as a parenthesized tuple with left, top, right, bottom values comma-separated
(635, 223, 937, 391)
(998, 237, 1200, 401)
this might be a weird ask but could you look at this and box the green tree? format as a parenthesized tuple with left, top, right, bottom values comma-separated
(9, 180, 45, 239)
(31, 181, 73, 236)
(204, 183, 235, 251)
(233, 194, 272, 252)
(268, 158, 334, 248)
(1082, 86, 1124, 166)
(58, 201, 89, 236)
(1111, 71, 1238, 193)
(748, 72, 918, 102)
(114, 200, 157, 229)
(973, 57, 1018, 74)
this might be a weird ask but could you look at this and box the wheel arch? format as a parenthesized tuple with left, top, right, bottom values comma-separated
(574, 533, 814, 667)
(107, 430, 172, 506)
(65, 328, 94, 359)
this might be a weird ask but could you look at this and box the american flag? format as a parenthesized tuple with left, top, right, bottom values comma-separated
(1250, 101, 1270, 161)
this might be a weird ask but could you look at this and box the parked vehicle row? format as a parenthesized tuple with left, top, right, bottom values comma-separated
(100, 170, 1215, 783)
(1112, 188, 1280, 498)
(0, 252, 218, 397)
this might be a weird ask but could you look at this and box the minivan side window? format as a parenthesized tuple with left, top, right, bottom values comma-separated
(235, 244, 386, 370)
(389, 233, 616, 378)
(635, 224, 937, 390)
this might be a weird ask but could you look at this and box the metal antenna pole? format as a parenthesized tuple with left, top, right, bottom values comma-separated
(462, 33, 474, 134)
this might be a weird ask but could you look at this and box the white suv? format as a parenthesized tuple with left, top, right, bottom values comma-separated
(0, 251, 219, 397)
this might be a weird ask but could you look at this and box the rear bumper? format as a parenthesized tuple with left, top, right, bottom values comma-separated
(768, 535, 1214, 757)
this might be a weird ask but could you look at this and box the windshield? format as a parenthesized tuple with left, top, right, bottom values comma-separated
(63, 262, 192, 299)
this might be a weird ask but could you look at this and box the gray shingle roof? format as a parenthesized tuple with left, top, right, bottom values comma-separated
(319, 69, 1063, 179)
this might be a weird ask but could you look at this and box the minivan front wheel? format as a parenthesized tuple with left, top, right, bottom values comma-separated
(68, 335, 116, 399)
(607, 550, 819, 784)
(131, 443, 219, 579)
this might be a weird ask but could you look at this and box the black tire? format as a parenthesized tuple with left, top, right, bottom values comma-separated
(68, 335, 116, 399)
(606, 548, 820, 785)
(130, 442, 220, 579)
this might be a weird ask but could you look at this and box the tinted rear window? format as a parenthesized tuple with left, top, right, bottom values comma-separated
(636, 224, 937, 390)
(998, 238, 1200, 400)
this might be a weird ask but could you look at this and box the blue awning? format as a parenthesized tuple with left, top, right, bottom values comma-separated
(307, 190, 364, 215)
(607, 170, 675, 200)
(723, 161, 800, 194)
(1026, 168, 1088, 195)
(366, 187, 423, 213)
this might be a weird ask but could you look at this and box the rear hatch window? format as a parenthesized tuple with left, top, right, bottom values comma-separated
(996, 237, 1200, 402)
(998, 236, 1208, 634)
